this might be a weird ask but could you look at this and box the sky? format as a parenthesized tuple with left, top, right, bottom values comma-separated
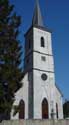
(10, 0, 69, 101)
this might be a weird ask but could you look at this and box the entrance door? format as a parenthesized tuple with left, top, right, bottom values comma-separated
(19, 100, 25, 119)
(42, 98, 49, 119)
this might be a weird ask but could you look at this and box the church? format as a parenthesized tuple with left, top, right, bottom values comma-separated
(11, 0, 63, 120)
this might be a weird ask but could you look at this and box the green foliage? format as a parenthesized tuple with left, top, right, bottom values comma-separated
(13, 105, 19, 117)
(63, 101, 69, 118)
(0, 0, 23, 120)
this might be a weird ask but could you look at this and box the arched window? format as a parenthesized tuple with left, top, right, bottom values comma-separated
(56, 103, 58, 119)
(19, 99, 25, 119)
(41, 37, 45, 47)
(42, 98, 49, 119)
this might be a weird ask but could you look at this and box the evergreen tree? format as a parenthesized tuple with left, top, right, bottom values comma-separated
(0, 0, 23, 120)
(63, 101, 69, 118)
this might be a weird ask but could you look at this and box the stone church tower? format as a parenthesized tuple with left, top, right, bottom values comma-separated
(11, 0, 63, 120)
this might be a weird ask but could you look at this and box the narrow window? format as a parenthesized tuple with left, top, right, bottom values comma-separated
(29, 39, 31, 49)
(27, 58, 29, 63)
(56, 103, 58, 119)
(41, 37, 45, 47)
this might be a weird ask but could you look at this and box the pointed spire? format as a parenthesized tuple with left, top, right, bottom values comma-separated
(32, 0, 44, 27)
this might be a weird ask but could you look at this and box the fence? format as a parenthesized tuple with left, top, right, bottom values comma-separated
(0, 119, 69, 125)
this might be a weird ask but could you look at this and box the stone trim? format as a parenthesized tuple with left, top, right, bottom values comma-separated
(24, 50, 53, 60)
(33, 68, 54, 73)
(24, 68, 54, 74)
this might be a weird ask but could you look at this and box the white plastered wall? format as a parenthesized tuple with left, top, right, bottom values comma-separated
(11, 73, 29, 119)
(55, 86, 63, 119)
(33, 70, 56, 119)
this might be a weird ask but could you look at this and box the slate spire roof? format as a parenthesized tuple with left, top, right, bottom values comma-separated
(32, 0, 44, 27)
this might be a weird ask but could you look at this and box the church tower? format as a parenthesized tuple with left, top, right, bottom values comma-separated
(24, 0, 57, 119)
(11, 0, 63, 120)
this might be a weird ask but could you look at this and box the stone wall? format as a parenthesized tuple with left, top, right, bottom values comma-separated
(0, 119, 69, 125)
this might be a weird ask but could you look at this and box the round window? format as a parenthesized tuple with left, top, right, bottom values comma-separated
(41, 73, 47, 81)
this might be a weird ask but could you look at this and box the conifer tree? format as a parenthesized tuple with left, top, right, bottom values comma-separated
(0, 0, 23, 120)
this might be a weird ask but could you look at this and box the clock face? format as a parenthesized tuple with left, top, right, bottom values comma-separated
(41, 73, 47, 81)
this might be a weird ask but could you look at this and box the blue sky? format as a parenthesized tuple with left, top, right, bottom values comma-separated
(10, 0, 69, 101)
